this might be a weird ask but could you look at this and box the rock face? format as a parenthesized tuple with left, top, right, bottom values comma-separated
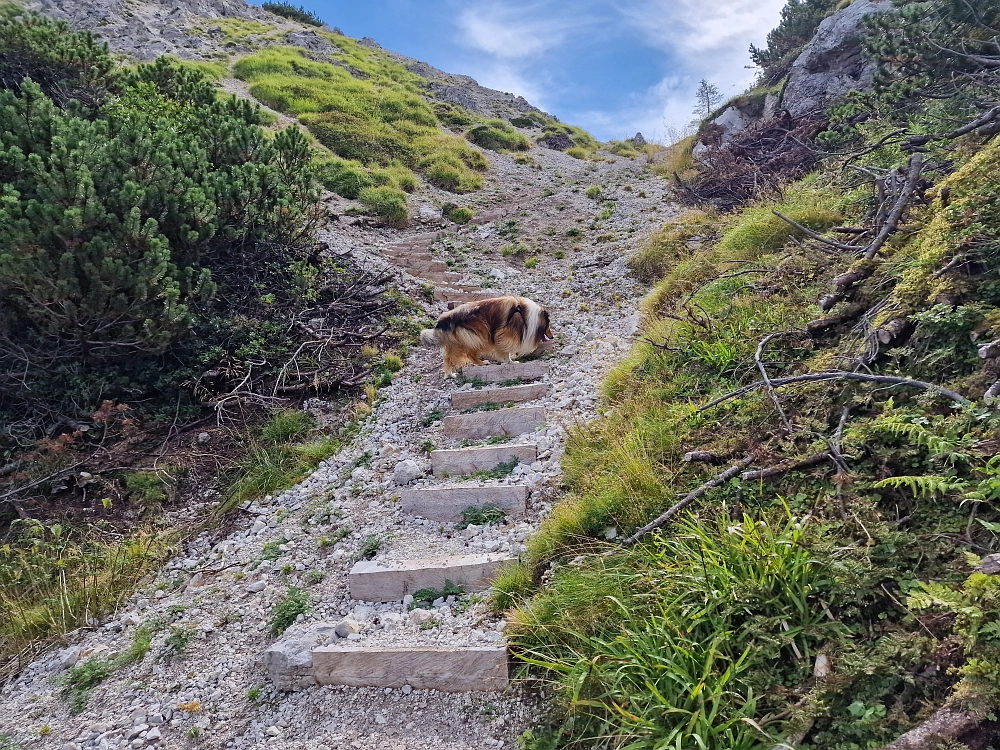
(781, 0, 893, 117)
(26, 0, 272, 60)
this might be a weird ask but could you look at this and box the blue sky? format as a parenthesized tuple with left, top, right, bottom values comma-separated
(252, 0, 787, 142)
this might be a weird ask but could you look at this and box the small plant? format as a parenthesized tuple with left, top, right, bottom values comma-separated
(247, 686, 263, 702)
(419, 618, 440, 630)
(443, 203, 475, 224)
(305, 570, 325, 585)
(420, 283, 435, 301)
(360, 535, 383, 560)
(469, 458, 519, 480)
(524, 257, 539, 269)
(411, 580, 465, 609)
(270, 586, 311, 635)
(162, 624, 196, 659)
(261, 538, 287, 561)
(59, 658, 115, 714)
(382, 353, 403, 372)
(554, 250, 566, 259)
(585, 186, 601, 199)
(187, 727, 201, 738)
(420, 439, 436, 453)
(260, 410, 313, 444)
(498, 219, 520, 239)
(565, 227, 583, 237)
(486, 435, 511, 445)
(459, 504, 507, 528)
(39, 725, 50, 737)
(420, 408, 444, 427)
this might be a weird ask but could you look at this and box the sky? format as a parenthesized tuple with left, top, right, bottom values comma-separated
(251, 0, 788, 143)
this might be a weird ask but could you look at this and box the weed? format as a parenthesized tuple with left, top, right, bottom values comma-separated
(554, 250, 566, 259)
(418, 618, 440, 630)
(411, 580, 465, 609)
(261, 538, 287, 561)
(58, 658, 115, 714)
(305, 570, 325, 585)
(565, 227, 583, 238)
(420, 409, 444, 427)
(459, 504, 507, 528)
(585, 186, 601, 199)
(524, 257, 539, 270)
(498, 219, 520, 239)
(260, 410, 313, 444)
(486, 435, 511, 445)
(468, 458, 518, 481)
(455, 374, 488, 388)
(270, 586, 311, 635)
(247, 686, 263, 702)
(161, 624, 196, 659)
(419, 439, 436, 453)
(187, 727, 201, 738)
(360, 535, 383, 560)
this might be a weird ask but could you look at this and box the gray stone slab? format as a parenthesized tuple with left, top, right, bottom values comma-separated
(459, 361, 549, 382)
(435, 290, 503, 303)
(431, 444, 536, 476)
(312, 646, 509, 692)
(412, 270, 463, 283)
(443, 406, 545, 440)
(451, 383, 549, 409)
(399, 485, 528, 521)
(349, 554, 512, 602)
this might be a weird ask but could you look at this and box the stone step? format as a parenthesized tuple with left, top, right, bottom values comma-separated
(399, 485, 528, 521)
(443, 406, 545, 440)
(459, 361, 549, 382)
(431, 443, 536, 476)
(451, 383, 549, 410)
(312, 646, 509, 692)
(384, 251, 434, 263)
(411, 269, 463, 283)
(399, 259, 450, 273)
(435, 289, 503, 303)
(349, 554, 512, 602)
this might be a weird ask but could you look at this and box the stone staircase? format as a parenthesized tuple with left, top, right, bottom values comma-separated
(265, 359, 551, 693)
(383, 232, 504, 304)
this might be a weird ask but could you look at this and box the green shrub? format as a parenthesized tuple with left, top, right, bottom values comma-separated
(442, 203, 475, 224)
(270, 586, 310, 634)
(566, 146, 589, 159)
(358, 185, 409, 227)
(261, 1, 324, 25)
(585, 186, 602, 199)
(467, 119, 531, 151)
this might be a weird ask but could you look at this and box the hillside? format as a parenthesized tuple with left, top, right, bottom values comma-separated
(2, 0, 1000, 749)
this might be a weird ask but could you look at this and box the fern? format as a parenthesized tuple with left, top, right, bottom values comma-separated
(874, 474, 967, 498)
(871, 413, 975, 466)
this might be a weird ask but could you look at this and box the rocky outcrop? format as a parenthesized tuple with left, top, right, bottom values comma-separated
(539, 132, 575, 151)
(25, 0, 274, 60)
(780, 0, 893, 117)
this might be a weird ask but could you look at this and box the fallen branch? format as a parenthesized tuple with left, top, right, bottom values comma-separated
(755, 332, 797, 433)
(621, 456, 756, 546)
(771, 211, 859, 252)
(740, 453, 832, 481)
(683, 450, 718, 463)
(876, 704, 987, 750)
(697, 370, 971, 413)
(864, 153, 924, 260)
(806, 305, 867, 335)
(904, 105, 1000, 150)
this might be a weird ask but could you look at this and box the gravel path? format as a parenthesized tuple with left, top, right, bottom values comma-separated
(0, 140, 680, 750)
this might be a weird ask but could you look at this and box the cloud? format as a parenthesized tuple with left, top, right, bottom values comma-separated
(457, 3, 578, 60)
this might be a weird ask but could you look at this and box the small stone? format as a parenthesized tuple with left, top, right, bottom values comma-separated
(335, 618, 360, 637)
(265, 726, 281, 737)
(146, 727, 162, 742)
(246, 580, 266, 593)
(409, 608, 434, 626)
(977, 553, 1000, 575)
(603, 527, 618, 540)
(401, 684, 412, 695)
(393, 459, 423, 485)
(402, 594, 414, 608)
(197, 432, 211, 444)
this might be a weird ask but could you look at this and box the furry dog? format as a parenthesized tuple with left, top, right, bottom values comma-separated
(420, 296, 553, 375)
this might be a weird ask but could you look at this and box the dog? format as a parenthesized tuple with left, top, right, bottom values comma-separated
(420, 296, 553, 376)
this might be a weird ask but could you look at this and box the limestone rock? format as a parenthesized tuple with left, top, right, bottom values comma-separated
(264, 623, 338, 691)
(781, 0, 893, 117)
(392, 459, 423, 485)
(539, 132, 574, 151)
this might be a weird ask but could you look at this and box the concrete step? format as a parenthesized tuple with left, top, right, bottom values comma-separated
(431, 444, 537, 476)
(312, 646, 509, 692)
(399, 485, 528, 521)
(459, 361, 549, 383)
(434, 289, 503, 303)
(451, 383, 549, 410)
(349, 553, 512, 602)
(443, 406, 545, 440)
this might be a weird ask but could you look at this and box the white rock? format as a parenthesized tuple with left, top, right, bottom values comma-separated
(409, 608, 435, 626)
(393, 459, 423, 485)
(246, 581, 266, 593)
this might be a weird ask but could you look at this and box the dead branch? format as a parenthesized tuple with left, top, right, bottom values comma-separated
(621, 456, 756, 546)
(904, 105, 1000, 150)
(806, 306, 867, 335)
(696, 370, 971, 413)
(740, 453, 832, 481)
(864, 153, 925, 260)
(978, 340, 1000, 359)
(876, 704, 988, 750)
(755, 332, 797, 433)
(771, 211, 859, 252)
(683, 450, 718, 463)
(875, 318, 911, 346)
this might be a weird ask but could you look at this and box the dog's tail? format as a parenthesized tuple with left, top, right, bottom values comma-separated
(420, 328, 441, 347)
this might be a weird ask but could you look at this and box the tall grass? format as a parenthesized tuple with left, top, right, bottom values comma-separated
(0, 522, 174, 663)
(222, 410, 339, 512)
(511, 511, 840, 749)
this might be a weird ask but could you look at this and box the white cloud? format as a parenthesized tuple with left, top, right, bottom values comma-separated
(457, 3, 577, 60)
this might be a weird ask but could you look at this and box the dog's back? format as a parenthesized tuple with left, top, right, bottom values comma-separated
(421, 296, 551, 374)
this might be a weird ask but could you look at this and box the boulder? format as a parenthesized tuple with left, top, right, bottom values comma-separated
(631, 132, 646, 147)
(264, 623, 338, 691)
(781, 0, 893, 117)
(539, 132, 574, 151)
(392, 459, 423, 485)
